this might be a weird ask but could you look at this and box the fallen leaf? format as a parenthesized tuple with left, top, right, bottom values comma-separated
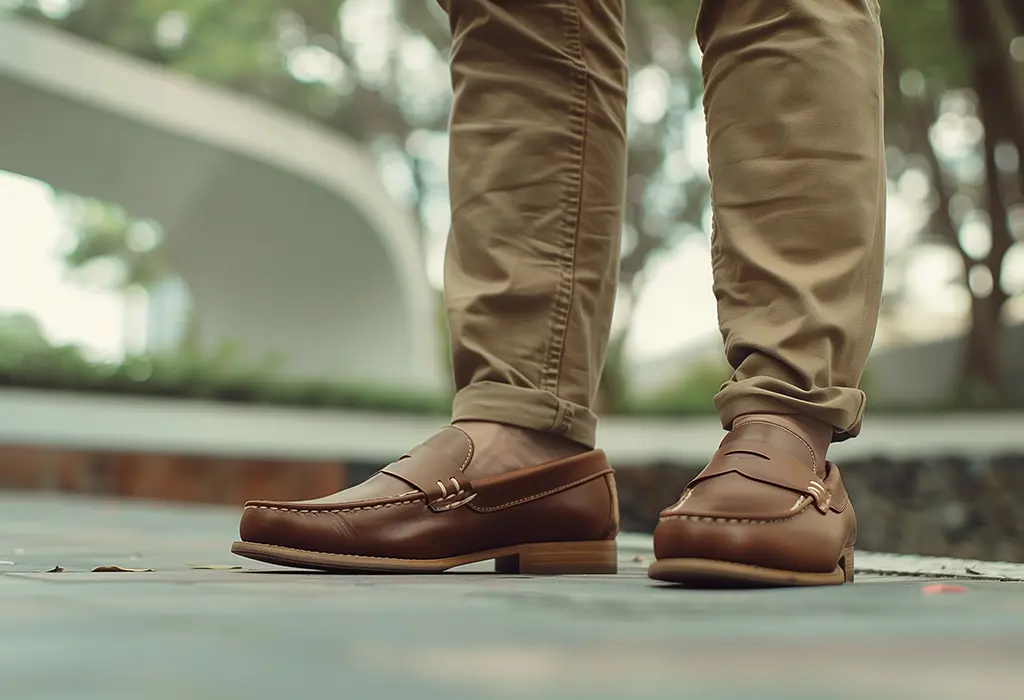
(91, 565, 154, 573)
(922, 583, 968, 595)
(45, 566, 64, 573)
(186, 564, 242, 570)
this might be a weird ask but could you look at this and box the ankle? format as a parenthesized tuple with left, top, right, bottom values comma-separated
(732, 413, 832, 474)
(452, 420, 588, 478)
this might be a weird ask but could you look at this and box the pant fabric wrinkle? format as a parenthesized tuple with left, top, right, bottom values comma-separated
(442, 0, 884, 448)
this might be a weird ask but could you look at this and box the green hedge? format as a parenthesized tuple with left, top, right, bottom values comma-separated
(1, 329, 1018, 417)
(618, 360, 728, 417)
(0, 334, 451, 415)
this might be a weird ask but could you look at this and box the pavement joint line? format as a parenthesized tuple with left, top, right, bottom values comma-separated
(616, 533, 1024, 581)
(852, 569, 1024, 583)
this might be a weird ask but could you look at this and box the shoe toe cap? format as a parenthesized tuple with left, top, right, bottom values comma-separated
(653, 509, 843, 574)
(239, 501, 336, 551)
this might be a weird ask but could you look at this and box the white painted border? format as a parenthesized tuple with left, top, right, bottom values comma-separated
(0, 389, 1021, 464)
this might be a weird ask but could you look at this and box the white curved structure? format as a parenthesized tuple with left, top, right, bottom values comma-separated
(0, 15, 445, 391)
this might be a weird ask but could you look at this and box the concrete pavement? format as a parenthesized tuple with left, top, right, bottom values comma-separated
(2, 494, 1022, 700)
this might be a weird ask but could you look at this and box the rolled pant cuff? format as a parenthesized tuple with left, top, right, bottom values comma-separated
(715, 383, 867, 443)
(451, 381, 599, 449)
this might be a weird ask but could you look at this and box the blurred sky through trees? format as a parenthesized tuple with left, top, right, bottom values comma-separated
(1, 0, 1022, 407)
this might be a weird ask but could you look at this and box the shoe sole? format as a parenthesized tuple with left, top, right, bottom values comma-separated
(231, 539, 617, 575)
(648, 546, 854, 588)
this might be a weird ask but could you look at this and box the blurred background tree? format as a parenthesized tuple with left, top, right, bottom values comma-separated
(9, 0, 1024, 411)
(881, 0, 1024, 406)
(12, 0, 713, 410)
(56, 195, 170, 290)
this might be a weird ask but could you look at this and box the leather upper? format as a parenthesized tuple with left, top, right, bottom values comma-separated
(654, 422, 857, 574)
(240, 426, 619, 560)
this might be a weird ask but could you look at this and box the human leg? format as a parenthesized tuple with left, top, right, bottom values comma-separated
(233, 0, 629, 574)
(651, 0, 885, 586)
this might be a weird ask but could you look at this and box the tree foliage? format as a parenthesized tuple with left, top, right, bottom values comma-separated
(7, 0, 1024, 409)
(13, 0, 713, 407)
(881, 0, 1024, 405)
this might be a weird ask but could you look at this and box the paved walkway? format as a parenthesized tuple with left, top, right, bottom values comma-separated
(2, 495, 1023, 700)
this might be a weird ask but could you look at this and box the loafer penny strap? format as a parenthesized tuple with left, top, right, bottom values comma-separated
(380, 427, 477, 510)
(691, 439, 847, 514)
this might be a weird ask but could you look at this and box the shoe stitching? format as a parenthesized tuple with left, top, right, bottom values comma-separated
(661, 498, 816, 525)
(447, 425, 474, 472)
(247, 471, 608, 515)
(244, 497, 423, 514)
(670, 491, 693, 509)
(469, 472, 606, 512)
(678, 472, 806, 511)
(661, 513, 800, 524)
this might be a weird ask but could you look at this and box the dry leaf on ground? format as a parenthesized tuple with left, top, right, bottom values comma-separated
(91, 565, 154, 573)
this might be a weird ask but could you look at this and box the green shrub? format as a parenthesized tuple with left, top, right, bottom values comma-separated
(2, 326, 1020, 417)
(0, 329, 450, 415)
(622, 360, 729, 416)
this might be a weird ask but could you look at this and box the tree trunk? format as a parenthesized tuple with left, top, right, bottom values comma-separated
(952, 0, 1016, 405)
(960, 293, 1005, 405)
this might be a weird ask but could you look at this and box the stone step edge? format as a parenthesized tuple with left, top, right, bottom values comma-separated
(2, 388, 1024, 464)
(616, 533, 1024, 582)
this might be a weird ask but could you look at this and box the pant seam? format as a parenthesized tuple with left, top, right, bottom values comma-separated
(841, 5, 885, 434)
(554, 400, 575, 435)
(539, 0, 590, 399)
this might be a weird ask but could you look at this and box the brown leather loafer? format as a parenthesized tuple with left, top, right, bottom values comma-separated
(649, 422, 856, 587)
(232, 426, 619, 574)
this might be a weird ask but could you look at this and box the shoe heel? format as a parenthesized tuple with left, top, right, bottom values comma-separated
(495, 540, 617, 575)
(840, 545, 855, 583)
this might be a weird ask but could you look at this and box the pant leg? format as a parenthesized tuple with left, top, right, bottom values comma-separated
(439, 0, 628, 447)
(697, 0, 886, 441)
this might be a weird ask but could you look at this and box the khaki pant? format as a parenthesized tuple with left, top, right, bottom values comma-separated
(440, 0, 886, 448)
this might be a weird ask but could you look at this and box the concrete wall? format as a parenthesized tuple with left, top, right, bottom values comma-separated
(866, 323, 1024, 406)
(0, 16, 445, 391)
(630, 323, 1024, 408)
